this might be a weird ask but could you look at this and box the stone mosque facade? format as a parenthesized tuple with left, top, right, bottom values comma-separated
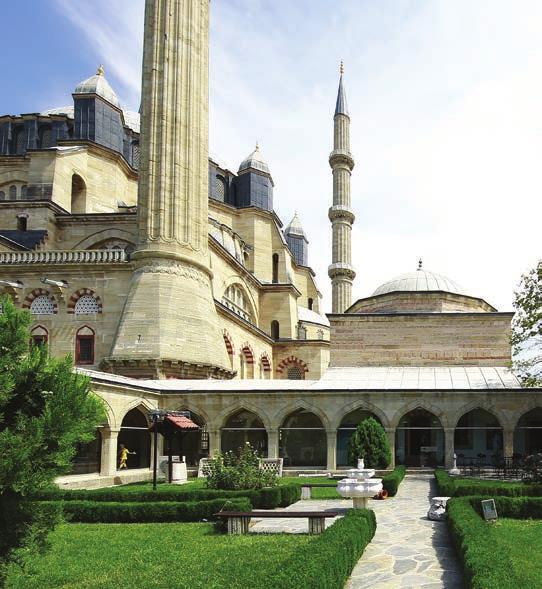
(0, 0, 540, 487)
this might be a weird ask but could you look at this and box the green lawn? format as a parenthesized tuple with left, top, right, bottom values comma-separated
(495, 519, 542, 585)
(5, 523, 311, 589)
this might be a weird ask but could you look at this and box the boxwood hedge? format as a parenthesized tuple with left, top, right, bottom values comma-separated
(268, 509, 377, 589)
(381, 466, 406, 496)
(43, 497, 252, 523)
(435, 469, 542, 497)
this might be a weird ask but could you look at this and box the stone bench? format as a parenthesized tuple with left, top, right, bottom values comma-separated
(299, 483, 337, 499)
(215, 510, 339, 535)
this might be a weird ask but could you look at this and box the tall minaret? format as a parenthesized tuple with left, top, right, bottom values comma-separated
(107, 0, 232, 379)
(328, 62, 356, 313)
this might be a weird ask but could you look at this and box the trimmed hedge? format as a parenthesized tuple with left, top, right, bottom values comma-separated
(435, 469, 542, 497)
(470, 495, 542, 519)
(268, 509, 377, 588)
(32, 484, 300, 509)
(381, 466, 406, 496)
(43, 497, 252, 523)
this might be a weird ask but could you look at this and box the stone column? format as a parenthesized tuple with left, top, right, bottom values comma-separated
(107, 0, 232, 379)
(100, 427, 120, 477)
(503, 428, 514, 458)
(385, 428, 396, 469)
(267, 429, 279, 459)
(209, 429, 220, 456)
(444, 428, 455, 469)
(326, 429, 337, 471)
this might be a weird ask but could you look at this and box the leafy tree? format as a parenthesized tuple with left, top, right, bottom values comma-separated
(0, 296, 105, 585)
(348, 417, 391, 469)
(511, 262, 542, 387)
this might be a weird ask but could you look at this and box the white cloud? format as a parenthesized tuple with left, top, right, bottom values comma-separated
(53, 0, 541, 311)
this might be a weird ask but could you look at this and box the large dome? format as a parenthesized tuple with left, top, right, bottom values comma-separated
(373, 269, 465, 297)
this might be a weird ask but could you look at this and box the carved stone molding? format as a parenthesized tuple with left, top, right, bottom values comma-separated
(134, 258, 210, 287)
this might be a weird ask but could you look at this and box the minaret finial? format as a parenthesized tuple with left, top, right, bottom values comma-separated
(255, 141, 259, 151)
(418, 258, 423, 270)
(97, 64, 105, 76)
(340, 61, 344, 75)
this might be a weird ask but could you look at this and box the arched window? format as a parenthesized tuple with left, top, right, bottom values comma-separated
(131, 142, 140, 168)
(337, 409, 382, 466)
(240, 346, 254, 379)
(71, 174, 86, 214)
(514, 408, 542, 457)
(297, 324, 307, 340)
(39, 127, 52, 149)
(222, 284, 254, 324)
(15, 129, 25, 154)
(21, 185, 27, 199)
(287, 365, 305, 380)
(9, 185, 17, 201)
(30, 325, 48, 348)
(277, 356, 308, 380)
(271, 320, 280, 340)
(75, 326, 95, 365)
(17, 216, 27, 231)
(317, 329, 324, 340)
(75, 294, 101, 314)
(221, 409, 267, 455)
(272, 253, 279, 283)
(280, 409, 326, 467)
(118, 407, 150, 469)
(308, 297, 314, 310)
(455, 408, 502, 465)
(215, 175, 226, 201)
(259, 354, 271, 379)
(396, 408, 444, 467)
(0, 191, 5, 201)
(223, 331, 234, 369)
(30, 295, 56, 315)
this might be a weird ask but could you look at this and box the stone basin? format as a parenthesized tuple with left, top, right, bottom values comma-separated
(346, 468, 376, 479)
(337, 470, 383, 509)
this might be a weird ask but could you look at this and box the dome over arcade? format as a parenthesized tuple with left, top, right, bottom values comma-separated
(238, 143, 270, 174)
(74, 65, 120, 108)
(372, 264, 465, 297)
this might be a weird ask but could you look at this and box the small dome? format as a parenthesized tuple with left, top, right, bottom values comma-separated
(373, 267, 465, 297)
(74, 66, 120, 108)
(238, 143, 270, 174)
(285, 212, 306, 238)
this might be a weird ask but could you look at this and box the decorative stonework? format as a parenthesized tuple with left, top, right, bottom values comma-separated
(133, 258, 210, 287)
(23, 289, 58, 314)
(259, 352, 271, 372)
(276, 355, 309, 375)
(241, 343, 255, 364)
(223, 329, 235, 356)
(68, 288, 103, 314)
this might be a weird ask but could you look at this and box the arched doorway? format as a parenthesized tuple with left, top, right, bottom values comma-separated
(117, 407, 151, 469)
(396, 408, 444, 467)
(279, 409, 326, 468)
(454, 408, 503, 465)
(71, 174, 87, 214)
(336, 409, 382, 467)
(167, 411, 208, 467)
(70, 429, 102, 474)
(514, 408, 542, 457)
(221, 409, 268, 456)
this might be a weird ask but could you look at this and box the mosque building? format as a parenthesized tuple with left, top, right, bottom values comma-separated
(0, 0, 540, 487)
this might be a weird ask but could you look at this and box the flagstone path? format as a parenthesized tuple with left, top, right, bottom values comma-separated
(251, 474, 463, 588)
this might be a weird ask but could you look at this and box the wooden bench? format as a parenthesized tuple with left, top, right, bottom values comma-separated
(299, 483, 337, 500)
(215, 510, 339, 535)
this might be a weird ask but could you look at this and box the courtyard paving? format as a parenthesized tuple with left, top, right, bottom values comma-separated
(250, 474, 463, 588)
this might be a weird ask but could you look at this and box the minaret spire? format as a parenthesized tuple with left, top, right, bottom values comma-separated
(328, 63, 356, 313)
(107, 0, 232, 379)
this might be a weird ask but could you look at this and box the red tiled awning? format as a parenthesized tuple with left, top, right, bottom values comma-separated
(165, 414, 199, 430)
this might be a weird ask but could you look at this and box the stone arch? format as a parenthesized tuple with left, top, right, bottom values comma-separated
(222, 329, 235, 356)
(514, 406, 542, 456)
(391, 400, 449, 429)
(22, 289, 58, 314)
(332, 399, 390, 431)
(67, 288, 103, 314)
(221, 407, 268, 456)
(513, 400, 542, 429)
(276, 356, 308, 379)
(71, 173, 87, 214)
(92, 394, 116, 429)
(452, 400, 509, 430)
(117, 398, 157, 426)
(73, 229, 137, 250)
(215, 402, 272, 432)
(221, 279, 259, 325)
(275, 400, 331, 431)
(279, 405, 327, 468)
(171, 405, 210, 467)
(259, 352, 271, 377)
(241, 343, 254, 363)
(118, 403, 152, 469)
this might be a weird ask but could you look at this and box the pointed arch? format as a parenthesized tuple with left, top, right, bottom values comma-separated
(275, 400, 331, 431)
(332, 399, 390, 430)
(279, 406, 327, 468)
(68, 288, 103, 314)
(222, 329, 235, 356)
(215, 401, 272, 432)
(391, 400, 449, 429)
(117, 398, 157, 425)
(276, 355, 308, 379)
(73, 228, 137, 250)
(258, 352, 271, 378)
(23, 289, 58, 315)
(221, 279, 258, 325)
(452, 400, 509, 430)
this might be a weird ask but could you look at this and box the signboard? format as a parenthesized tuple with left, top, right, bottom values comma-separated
(481, 499, 498, 521)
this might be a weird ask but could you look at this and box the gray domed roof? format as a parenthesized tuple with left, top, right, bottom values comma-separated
(74, 66, 120, 108)
(285, 212, 306, 238)
(238, 143, 270, 174)
(372, 267, 465, 296)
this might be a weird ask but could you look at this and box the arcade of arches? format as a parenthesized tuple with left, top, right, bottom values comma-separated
(72, 404, 542, 474)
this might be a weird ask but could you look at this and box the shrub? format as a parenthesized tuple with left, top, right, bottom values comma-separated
(469, 496, 542, 519)
(43, 497, 252, 523)
(382, 466, 406, 496)
(435, 469, 542, 497)
(204, 444, 278, 490)
(267, 509, 376, 589)
(523, 453, 542, 482)
(347, 417, 391, 469)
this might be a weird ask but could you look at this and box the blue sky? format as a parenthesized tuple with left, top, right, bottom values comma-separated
(1, 0, 541, 311)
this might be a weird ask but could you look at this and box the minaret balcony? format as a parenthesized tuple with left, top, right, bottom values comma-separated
(328, 205, 355, 223)
(328, 262, 356, 281)
(329, 149, 354, 170)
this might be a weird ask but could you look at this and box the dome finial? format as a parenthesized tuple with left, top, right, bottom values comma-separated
(97, 64, 105, 76)
(340, 60, 344, 75)
(418, 258, 423, 271)
(255, 141, 259, 151)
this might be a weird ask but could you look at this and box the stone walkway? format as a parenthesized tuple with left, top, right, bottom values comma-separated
(346, 474, 463, 589)
(251, 474, 463, 588)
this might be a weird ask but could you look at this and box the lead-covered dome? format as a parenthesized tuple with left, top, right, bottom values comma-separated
(373, 268, 465, 297)
(74, 65, 120, 108)
(238, 143, 270, 174)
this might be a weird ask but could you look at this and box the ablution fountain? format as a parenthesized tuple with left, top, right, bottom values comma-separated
(336, 458, 383, 509)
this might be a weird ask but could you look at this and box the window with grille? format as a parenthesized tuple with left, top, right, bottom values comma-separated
(30, 295, 55, 315)
(132, 142, 140, 168)
(31, 326, 48, 348)
(215, 176, 226, 201)
(222, 285, 253, 323)
(76, 327, 95, 365)
(15, 129, 25, 154)
(75, 295, 100, 314)
(287, 365, 305, 380)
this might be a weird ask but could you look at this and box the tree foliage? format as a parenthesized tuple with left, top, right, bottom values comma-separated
(511, 262, 542, 387)
(0, 296, 106, 585)
(347, 417, 391, 469)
